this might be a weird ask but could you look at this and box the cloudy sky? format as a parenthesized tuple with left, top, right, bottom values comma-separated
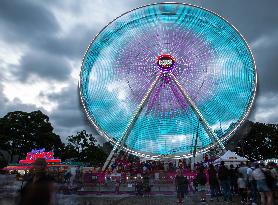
(0, 0, 277, 143)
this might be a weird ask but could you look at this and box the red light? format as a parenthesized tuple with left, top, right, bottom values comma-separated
(19, 159, 61, 164)
(19, 149, 61, 164)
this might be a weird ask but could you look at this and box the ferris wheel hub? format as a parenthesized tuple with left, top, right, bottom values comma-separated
(156, 54, 176, 74)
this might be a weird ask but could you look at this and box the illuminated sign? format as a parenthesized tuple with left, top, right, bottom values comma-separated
(157, 54, 176, 73)
(19, 148, 61, 164)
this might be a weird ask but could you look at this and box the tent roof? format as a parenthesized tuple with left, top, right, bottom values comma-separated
(215, 150, 249, 162)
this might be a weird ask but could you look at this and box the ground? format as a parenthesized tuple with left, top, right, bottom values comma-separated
(1, 195, 242, 205)
(0, 175, 252, 205)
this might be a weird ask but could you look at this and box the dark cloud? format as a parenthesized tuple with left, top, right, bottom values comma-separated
(252, 35, 278, 94)
(0, 0, 96, 59)
(0, 0, 96, 82)
(14, 50, 71, 82)
(249, 91, 278, 124)
(43, 84, 101, 141)
(38, 0, 83, 15)
(0, 0, 67, 82)
(0, 0, 59, 44)
(36, 25, 97, 60)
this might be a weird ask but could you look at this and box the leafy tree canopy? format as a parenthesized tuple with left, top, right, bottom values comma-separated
(0, 110, 62, 162)
(227, 120, 278, 160)
(61, 130, 108, 165)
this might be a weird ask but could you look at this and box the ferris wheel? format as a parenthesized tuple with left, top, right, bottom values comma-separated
(79, 3, 257, 168)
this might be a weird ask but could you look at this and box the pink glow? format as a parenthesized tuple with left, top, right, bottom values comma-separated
(19, 149, 61, 164)
(19, 159, 61, 164)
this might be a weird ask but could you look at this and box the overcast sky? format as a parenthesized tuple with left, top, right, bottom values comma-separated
(0, 0, 277, 143)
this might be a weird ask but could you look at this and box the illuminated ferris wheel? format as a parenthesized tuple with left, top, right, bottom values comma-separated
(79, 3, 257, 166)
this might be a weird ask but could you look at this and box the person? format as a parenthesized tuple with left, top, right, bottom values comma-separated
(64, 168, 72, 183)
(268, 162, 278, 198)
(268, 162, 278, 199)
(115, 178, 120, 194)
(218, 161, 232, 202)
(164, 162, 169, 172)
(192, 177, 198, 193)
(175, 169, 188, 203)
(238, 162, 249, 181)
(196, 166, 207, 203)
(142, 170, 151, 196)
(208, 164, 220, 201)
(75, 166, 81, 183)
(252, 163, 273, 205)
(247, 163, 257, 205)
(18, 158, 55, 205)
(111, 161, 117, 171)
(238, 173, 247, 204)
(229, 164, 238, 195)
(135, 176, 143, 196)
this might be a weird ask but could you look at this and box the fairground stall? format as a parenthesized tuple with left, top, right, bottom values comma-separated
(2, 148, 68, 182)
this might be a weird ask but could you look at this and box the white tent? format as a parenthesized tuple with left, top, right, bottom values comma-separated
(214, 150, 249, 166)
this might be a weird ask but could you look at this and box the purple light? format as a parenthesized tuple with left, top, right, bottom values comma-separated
(115, 27, 214, 117)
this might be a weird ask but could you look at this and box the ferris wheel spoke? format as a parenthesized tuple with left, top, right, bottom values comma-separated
(169, 73, 225, 150)
(114, 73, 162, 153)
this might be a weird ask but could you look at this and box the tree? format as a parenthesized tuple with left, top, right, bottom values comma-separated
(63, 130, 108, 165)
(59, 143, 79, 161)
(0, 158, 8, 169)
(0, 110, 62, 162)
(102, 141, 113, 155)
(227, 120, 278, 160)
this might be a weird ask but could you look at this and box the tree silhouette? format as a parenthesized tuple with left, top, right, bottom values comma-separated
(0, 110, 62, 162)
(227, 120, 278, 160)
(62, 130, 108, 164)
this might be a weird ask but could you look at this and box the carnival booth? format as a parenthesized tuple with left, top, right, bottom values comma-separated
(214, 150, 249, 167)
(2, 148, 68, 181)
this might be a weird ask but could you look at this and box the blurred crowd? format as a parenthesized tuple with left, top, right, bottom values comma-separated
(175, 161, 278, 205)
(76, 155, 278, 204)
(4, 156, 277, 205)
